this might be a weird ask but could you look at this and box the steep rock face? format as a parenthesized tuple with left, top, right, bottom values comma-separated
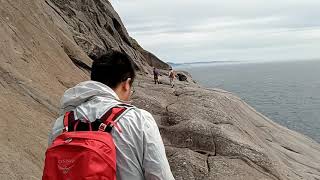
(131, 37, 171, 70)
(47, 0, 165, 73)
(141, 50, 171, 70)
(0, 1, 88, 179)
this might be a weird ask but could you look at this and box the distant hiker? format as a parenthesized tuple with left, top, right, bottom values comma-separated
(153, 67, 160, 84)
(43, 51, 175, 180)
(169, 68, 175, 88)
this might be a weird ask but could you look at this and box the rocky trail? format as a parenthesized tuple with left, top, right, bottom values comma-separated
(0, 0, 320, 179)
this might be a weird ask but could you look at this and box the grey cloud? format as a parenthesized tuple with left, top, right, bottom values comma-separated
(112, 0, 320, 63)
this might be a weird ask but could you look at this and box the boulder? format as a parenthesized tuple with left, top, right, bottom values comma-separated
(177, 72, 188, 81)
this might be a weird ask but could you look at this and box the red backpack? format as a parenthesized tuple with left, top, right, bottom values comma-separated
(42, 105, 131, 180)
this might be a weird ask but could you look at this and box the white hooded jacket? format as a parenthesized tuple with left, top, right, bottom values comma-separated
(49, 81, 175, 180)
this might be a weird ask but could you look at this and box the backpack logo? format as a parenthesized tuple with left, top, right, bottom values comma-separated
(57, 159, 75, 174)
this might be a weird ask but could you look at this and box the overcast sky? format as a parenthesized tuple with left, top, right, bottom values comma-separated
(111, 0, 320, 63)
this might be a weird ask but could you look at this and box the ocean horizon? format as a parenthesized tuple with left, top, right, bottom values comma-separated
(180, 60, 320, 143)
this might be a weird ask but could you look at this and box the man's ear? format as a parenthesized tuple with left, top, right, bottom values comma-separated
(124, 78, 131, 91)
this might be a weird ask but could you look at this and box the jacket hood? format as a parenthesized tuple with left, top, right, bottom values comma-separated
(61, 81, 119, 109)
(59, 81, 121, 121)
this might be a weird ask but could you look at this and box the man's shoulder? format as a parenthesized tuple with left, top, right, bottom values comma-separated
(120, 107, 159, 135)
(120, 106, 155, 126)
(123, 106, 152, 120)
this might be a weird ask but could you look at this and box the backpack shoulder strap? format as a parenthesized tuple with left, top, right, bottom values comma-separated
(63, 111, 75, 132)
(93, 104, 134, 133)
(62, 104, 134, 133)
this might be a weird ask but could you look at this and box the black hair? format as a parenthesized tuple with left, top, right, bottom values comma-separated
(91, 50, 136, 88)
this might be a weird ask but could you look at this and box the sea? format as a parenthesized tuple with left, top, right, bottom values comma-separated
(180, 60, 320, 143)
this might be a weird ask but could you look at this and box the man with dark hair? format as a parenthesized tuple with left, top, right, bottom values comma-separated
(91, 52, 136, 88)
(91, 51, 136, 101)
(48, 51, 174, 180)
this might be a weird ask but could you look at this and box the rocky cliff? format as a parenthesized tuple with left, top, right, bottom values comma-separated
(133, 76, 320, 180)
(0, 0, 319, 179)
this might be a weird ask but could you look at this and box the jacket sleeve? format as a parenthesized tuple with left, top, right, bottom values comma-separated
(48, 116, 64, 146)
(141, 110, 175, 180)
